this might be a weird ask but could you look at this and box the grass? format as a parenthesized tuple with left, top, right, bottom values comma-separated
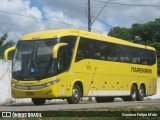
(1, 105, 160, 120)
(65, 105, 160, 111)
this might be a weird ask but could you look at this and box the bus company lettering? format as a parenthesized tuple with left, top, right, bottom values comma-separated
(131, 67, 152, 74)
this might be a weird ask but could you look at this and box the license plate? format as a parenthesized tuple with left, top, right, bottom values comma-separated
(26, 92, 34, 96)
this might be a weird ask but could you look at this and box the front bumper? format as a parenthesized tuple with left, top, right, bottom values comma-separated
(11, 85, 58, 98)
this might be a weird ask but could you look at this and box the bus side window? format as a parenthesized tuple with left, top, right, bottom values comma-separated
(106, 43, 119, 62)
(75, 38, 92, 62)
(93, 41, 102, 60)
(150, 51, 156, 65)
(132, 58, 140, 64)
(119, 45, 130, 63)
(57, 47, 66, 71)
(140, 50, 148, 65)
(60, 36, 77, 67)
(130, 47, 141, 64)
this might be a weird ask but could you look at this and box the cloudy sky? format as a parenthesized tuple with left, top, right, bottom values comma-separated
(0, 0, 160, 42)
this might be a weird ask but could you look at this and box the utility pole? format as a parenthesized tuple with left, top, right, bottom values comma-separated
(88, 0, 92, 102)
(88, 0, 91, 32)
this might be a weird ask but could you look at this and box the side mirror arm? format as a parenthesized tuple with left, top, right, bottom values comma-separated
(4, 46, 15, 62)
(52, 43, 68, 59)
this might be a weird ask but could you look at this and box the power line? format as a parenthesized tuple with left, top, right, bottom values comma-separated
(0, 22, 36, 28)
(0, 14, 37, 25)
(110, 2, 160, 6)
(92, 16, 112, 28)
(85, 1, 111, 33)
(0, 15, 105, 33)
(92, 0, 160, 7)
(0, 10, 88, 29)
(91, 0, 111, 25)
(0, 13, 87, 31)
(0, 10, 106, 33)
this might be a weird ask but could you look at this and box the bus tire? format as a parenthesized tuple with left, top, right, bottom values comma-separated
(130, 85, 138, 101)
(95, 97, 114, 103)
(123, 85, 137, 101)
(67, 84, 81, 104)
(31, 98, 46, 105)
(137, 85, 145, 101)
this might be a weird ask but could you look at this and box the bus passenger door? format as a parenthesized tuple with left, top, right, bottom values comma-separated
(56, 46, 69, 97)
(57, 72, 68, 97)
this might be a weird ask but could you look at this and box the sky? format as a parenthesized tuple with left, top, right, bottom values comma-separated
(0, 0, 160, 42)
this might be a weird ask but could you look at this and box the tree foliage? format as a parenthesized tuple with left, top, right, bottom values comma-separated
(0, 33, 15, 58)
(108, 27, 132, 41)
(109, 18, 160, 43)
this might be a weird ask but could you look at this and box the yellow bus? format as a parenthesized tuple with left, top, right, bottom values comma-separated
(4, 29, 157, 105)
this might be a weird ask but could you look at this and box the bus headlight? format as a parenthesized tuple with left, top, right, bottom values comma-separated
(45, 79, 60, 87)
(46, 83, 52, 87)
(12, 83, 16, 87)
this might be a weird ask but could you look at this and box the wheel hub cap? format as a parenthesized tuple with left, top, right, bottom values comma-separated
(72, 89, 79, 99)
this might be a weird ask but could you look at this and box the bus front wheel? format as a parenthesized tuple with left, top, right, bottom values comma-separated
(31, 98, 46, 105)
(67, 84, 81, 104)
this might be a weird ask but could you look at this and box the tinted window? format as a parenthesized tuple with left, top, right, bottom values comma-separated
(119, 45, 130, 63)
(130, 47, 141, 64)
(140, 50, 149, 65)
(93, 41, 119, 62)
(76, 38, 93, 62)
(105, 42, 119, 62)
(60, 36, 77, 68)
(75, 37, 156, 65)
(150, 51, 156, 65)
(93, 41, 105, 60)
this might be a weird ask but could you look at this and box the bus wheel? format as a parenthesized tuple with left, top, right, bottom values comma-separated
(67, 84, 81, 104)
(137, 85, 145, 101)
(95, 97, 114, 103)
(31, 98, 46, 105)
(130, 85, 137, 101)
(123, 85, 137, 101)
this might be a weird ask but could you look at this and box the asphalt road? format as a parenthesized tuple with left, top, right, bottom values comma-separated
(0, 99, 160, 111)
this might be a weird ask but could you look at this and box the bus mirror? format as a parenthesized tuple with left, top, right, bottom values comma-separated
(4, 46, 15, 62)
(52, 43, 68, 59)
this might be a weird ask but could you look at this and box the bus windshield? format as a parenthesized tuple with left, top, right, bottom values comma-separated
(12, 38, 58, 80)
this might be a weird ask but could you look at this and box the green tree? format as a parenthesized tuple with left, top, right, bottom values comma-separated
(0, 33, 8, 46)
(108, 18, 160, 42)
(108, 27, 132, 41)
(0, 33, 15, 59)
(131, 20, 160, 42)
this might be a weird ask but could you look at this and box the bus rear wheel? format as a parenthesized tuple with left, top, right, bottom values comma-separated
(123, 85, 137, 101)
(137, 85, 145, 101)
(95, 97, 114, 103)
(67, 84, 81, 104)
(31, 98, 46, 105)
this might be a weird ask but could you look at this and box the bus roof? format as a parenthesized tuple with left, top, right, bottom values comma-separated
(20, 29, 155, 51)
(20, 29, 79, 40)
